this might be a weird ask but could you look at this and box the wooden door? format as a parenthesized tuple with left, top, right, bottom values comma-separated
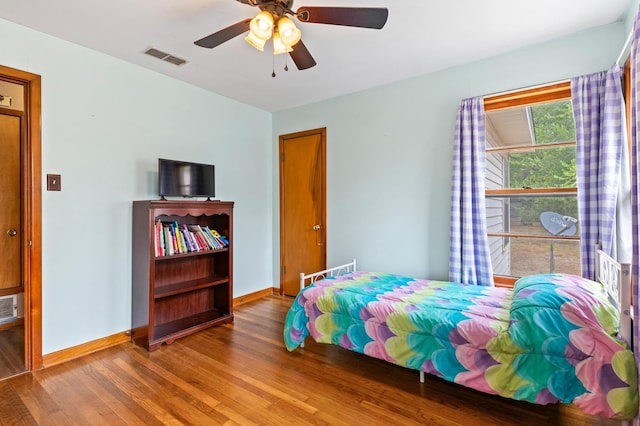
(0, 110, 22, 290)
(0, 65, 43, 374)
(279, 128, 326, 296)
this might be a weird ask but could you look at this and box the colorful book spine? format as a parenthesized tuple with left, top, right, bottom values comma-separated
(154, 220, 161, 256)
(162, 224, 173, 256)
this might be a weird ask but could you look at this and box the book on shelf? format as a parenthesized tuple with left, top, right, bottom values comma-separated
(173, 223, 182, 254)
(162, 223, 174, 256)
(154, 220, 164, 256)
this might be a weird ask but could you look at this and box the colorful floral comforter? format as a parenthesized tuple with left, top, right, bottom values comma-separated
(283, 271, 638, 419)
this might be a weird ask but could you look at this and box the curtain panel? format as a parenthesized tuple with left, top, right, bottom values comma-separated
(449, 97, 493, 286)
(571, 65, 626, 280)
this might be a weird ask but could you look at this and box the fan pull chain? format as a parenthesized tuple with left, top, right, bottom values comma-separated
(272, 54, 276, 78)
(271, 54, 290, 77)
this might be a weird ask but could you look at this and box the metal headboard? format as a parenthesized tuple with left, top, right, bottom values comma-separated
(299, 259, 357, 290)
(595, 246, 632, 346)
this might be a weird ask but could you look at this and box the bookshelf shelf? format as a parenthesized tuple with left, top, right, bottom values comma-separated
(131, 200, 234, 351)
(154, 276, 229, 299)
(154, 247, 229, 261)
(151, 309, 232, 351)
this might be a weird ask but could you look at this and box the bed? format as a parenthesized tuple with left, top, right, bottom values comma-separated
(283, 250, 638, 420)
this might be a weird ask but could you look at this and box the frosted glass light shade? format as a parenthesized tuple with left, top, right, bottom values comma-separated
(249, 11, 274, 40)
(245, 31, 267, 51)
(273, 30, 293, 55)
(277, 17, 301, 47)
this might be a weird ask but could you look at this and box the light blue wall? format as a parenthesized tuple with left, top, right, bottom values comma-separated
(627, 0, 639, 32)
(272, 22, 627, 282)
(619, 0, 638, 64)
(0, 18, 274, 354)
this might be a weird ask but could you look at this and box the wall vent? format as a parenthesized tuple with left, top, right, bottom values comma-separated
(0, 295, 18, 324)
(144, 48, 187, 66)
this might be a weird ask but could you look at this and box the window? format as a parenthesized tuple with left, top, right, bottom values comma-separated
(484, 83, 580, 286)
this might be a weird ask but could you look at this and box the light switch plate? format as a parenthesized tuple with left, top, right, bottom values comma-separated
(47, 174, 61, 191)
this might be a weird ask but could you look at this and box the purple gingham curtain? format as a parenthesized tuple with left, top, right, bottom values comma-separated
(630, 6, 640, 426)
(571, 65, 625, 280)
(449, 97, 493, 286)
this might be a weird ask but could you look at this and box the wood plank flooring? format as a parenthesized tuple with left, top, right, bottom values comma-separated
(0, 323, 25, 379)
(0, 296, 622, 425)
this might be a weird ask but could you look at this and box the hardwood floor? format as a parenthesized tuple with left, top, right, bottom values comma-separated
(0, 296, 622, 425)
(0, 323, 25, 379)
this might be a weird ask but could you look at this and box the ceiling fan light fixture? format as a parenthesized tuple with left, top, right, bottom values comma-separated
(195, 3, 390, 71)
(277, 16, 301, 47)
(249, 11, 274, 40)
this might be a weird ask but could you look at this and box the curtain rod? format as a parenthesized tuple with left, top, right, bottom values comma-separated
(482, 79, 571, 100)
(616, 30, 633, 66)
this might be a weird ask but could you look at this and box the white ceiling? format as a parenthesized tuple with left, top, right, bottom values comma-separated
(0, 0, 631, 112)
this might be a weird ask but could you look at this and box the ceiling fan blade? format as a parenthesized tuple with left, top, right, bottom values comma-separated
(296, 7, 388, 29)
(194, 19, 251, 49)
(289, 40, 317, 70)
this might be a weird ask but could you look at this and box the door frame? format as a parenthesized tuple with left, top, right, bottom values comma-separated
(279, 128, 327, 295)
(0, 64, 42, 371)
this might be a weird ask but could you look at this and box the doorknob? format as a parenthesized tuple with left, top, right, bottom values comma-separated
(312, 225, 321, 231)
(7, 229, 17, 236)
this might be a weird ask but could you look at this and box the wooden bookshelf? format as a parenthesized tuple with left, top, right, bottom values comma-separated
(131, 200, 234, 351)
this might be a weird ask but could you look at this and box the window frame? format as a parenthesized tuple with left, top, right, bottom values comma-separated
(484, 81, 579, 287)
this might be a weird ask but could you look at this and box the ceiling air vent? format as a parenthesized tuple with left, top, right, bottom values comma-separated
(163, 55, 187, 66)
(144, 48, 187, 66)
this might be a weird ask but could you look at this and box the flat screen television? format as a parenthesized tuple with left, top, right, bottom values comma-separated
(158, 158, 215, 198)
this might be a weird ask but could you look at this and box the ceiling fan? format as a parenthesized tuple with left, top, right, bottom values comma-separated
(194, 0, 389, 71)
